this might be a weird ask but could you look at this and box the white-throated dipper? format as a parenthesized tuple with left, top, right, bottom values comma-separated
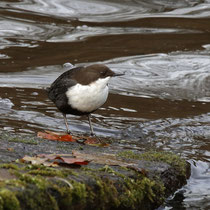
(47, 64, 124, 136)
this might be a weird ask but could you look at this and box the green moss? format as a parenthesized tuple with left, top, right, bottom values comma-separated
(4, 168, 85, 209)
(0, 164, 167, 210)
(21, 174, 50, 190)
(118, 150, 187, 176)
(24, 164, 47, 170)
(71, 180, 87, 205)
(2, 166, 85, 208)
(116, 169, 165, 210)
(52, 179, 87, 209)
(8, 137, 38, 145)
(121, 177, 152, 208)
(95, 177, 120, 208)
(117, 150, 140, 159)
(17, 185, 59, 210)
(0, 196, 3, 210)
(24, 164, 78, 177)
(28, 169, 66, 177)
(0, 148, 187, 210)
(0, 189, 21, 210)
(81, 166, 165, 210)
(141, 151, 187, 176)
(99, 165, 116, 174)
(5, 172, 59, 210)
(80, 164, 165, 208)
(4, 179, 25, 188)
(0, 163, 19, 170)
(9, 171, 49, 191)
(51, 186, 72, 209)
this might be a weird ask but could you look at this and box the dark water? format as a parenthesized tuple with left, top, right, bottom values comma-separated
(1, 0, 210, 209)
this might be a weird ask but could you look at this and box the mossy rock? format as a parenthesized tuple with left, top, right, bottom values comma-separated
(0, 189, 21, 210)
(0, 132, 190, 210)
(0, 150, 190, 210)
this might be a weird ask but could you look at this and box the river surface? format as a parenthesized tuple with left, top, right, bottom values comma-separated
(0, 0, 210, 209)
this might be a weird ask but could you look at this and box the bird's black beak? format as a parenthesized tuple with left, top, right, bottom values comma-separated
(112, 72, 125, 77)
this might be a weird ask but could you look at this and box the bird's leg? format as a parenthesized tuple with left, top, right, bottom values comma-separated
(88, 114, 95, 136)
(87, 114, 102, 143)
(62, 113, 71, 134)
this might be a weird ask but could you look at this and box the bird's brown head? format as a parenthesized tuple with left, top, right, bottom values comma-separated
(74, 64, 124, 85)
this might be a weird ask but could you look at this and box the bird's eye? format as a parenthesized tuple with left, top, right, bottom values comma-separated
(100, 71, 106, 76)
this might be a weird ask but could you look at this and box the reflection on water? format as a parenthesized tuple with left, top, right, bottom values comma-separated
(1, 50, 210, 101)
(0, 0, 210, 209)
(106, 51, 210, 101)
(164, 161, 210, 209)
(0, 0, 207, 22)
(182, 161, 210, 208)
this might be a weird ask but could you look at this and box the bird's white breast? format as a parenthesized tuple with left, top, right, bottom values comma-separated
(66, 77, 110, 113)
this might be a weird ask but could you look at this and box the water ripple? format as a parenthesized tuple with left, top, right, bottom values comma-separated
(104, 50, 210, 101)
(0, 0, 207, 22)
(0, 14, 71, 49)
(47, 26, 200, 42)
(1, 50, 210, 102)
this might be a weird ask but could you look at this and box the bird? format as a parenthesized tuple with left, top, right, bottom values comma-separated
(47, 64, 124, 136)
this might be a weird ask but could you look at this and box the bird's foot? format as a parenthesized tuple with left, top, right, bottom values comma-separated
(66, 130, 72, 135)
(90, 133, 102, 143)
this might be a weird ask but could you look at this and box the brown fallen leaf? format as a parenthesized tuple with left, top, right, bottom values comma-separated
(83, 137, 110, 147)
(20, 155, 49, 165)
(54, 156, 89, 165)
(21, 153, 89, 167)
(83, 137, 99, 144)
(37, 130, 109, 147)
(37, 130, 76, 142)
(37, 131, 58, 140)
(7, 148, 14, 152)
(72, 135, 110, 147)
(20, 151, 146, 175)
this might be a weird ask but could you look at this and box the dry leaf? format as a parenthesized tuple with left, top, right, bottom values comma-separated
(54, 156, 89, 165)
(83, 137, 109, 147)
(37, 130, 76, 142)
(7, 148, 14, 152)
(37, 130, 109, 147)
(21, 153, 89, 167)
(20, 155, 48, 165)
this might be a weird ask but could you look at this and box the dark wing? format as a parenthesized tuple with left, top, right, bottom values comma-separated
(46, 66, 84, 112)
(47, 78, 76, 102)
(47, 78, 76, 113)
(47, 66, 82, 102)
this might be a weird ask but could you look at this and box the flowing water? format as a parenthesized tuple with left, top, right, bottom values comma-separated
(0, 0, 210, 209)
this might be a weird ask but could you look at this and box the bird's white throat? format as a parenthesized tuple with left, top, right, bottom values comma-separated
(66, 77, 110, 113)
